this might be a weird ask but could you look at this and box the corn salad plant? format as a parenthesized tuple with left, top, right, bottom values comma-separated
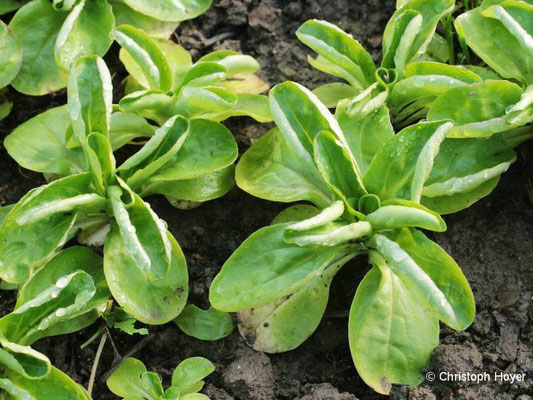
(0, 0, 213, 95)
(107, 356, 215, 400)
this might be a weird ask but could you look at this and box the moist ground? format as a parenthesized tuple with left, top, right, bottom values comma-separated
(1, 1, 532, 399)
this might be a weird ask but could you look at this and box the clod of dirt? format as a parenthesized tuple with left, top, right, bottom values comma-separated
(297, 383, 359, 400)
(205, 383, 236, 400)
(431, 344, 483, 373)
(223, 352, 276, 400)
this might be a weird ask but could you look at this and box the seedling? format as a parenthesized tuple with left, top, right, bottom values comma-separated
(107, 356, 215, 400)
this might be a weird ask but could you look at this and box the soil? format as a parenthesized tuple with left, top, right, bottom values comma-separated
(1, 1, 532, 399)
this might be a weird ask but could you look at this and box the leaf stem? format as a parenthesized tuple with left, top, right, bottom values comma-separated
(88, 333, 107, 396)
(80, 325, 105, 350)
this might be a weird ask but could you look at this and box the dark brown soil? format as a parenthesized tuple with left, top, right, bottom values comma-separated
(1, 1, 532, 399)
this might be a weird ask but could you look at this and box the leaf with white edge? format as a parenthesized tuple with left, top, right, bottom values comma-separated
(422, 177, 501, 215)
(0, 21, 22, 89)
(382, 0, 455, 74)
(145, 119, 237, 182)
(366, 200, 446, 232)
(118, 90, 175, 126)
(337, 103, 394, 175)
(108, 187, 171, 281)
(115, 24, 173, 91)
(370, 229, 476, 330)
(0, 248, 109, 345)
(211, 93, 273, 123)
(105, 206, 188, 325)
(236, 128, 333, 208)
(174, 86, 237, 119)
(284, 221, 372, 247)
(349, 253, 439, 395)
(422, 135, 516, 198)
(121, 0, 213, 22)
(118, 115, 190, 190)
(198, 50, 260, 76)
(9, 0, 68, 95)
(209, 223, 354, 312)
(68, 56, 113, 142)
(455, 4, 533, 86)
(175, 305, 233, 341)
(296, 19, 376, 89)
(313, 130, 367, 206)
(364, 121, 451, 201)
(4, 105, 85, 175)
(54, 0, 114, 69)
(428, 80, 527, 138)
(0, 173, 102, 284)
(144, 165, 235, 203)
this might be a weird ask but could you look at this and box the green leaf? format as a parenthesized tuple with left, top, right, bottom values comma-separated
(179, 62, 228, 88)
(0, 334, 50, 378)
(118, 89, 175, 125)
(237, 233, 350, 354)
(313, 130, 366, 205)
(0, 247, 109, 345)
(216, 73, 269, 95)
(348, 254, 439, 395)
(68, 56, 113, 142)
(54, 0, 114, 69)
(5, 365, 91, 399)
(174, 86, 237, 119)
(235, 128, 333, 208)
(337, 103, 394, 175)
(118, 115, 190, 190)
(104, 209, 188, 325)
(382, 9, 423, 74)
(422, 135, 516, 198)
(106, 306, 149, 336)
(390, 61, 482, 111)
(197, 50, 260, 76)
(366, 200, 446, 232)
(456, 4, 533, 86)
(110, 0, 179, 39)
(370, 228, 476, 330)
(0, 21, 22, 89)
(140, 118, 236, 182)
(172, 357, 215, 390)
(364, 121, 451, 201)
(0, 173, 102, 284)
(209, 223, 353, 312)
(297, 19, 376, 90)
(9, 0, 68, 95)
(106, 358, 164, 400)
(175, 305, 233, 341)
(115, 24, 173, 91)
(382, 0, 455, 74)
(0, 1, 30, 15)
(421, 177, 500, 214)
(312, 82, 360, 108)
(145, 165, 235, 203)
(428, 80, 526, 138)
(271, 204, 321, 225)
(211, 93, 273, 123)
(121, 0, 213, 22)
(109, 112, 156, 150)
(4, 105, 85, 175)
(108, 187, 171, 281)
